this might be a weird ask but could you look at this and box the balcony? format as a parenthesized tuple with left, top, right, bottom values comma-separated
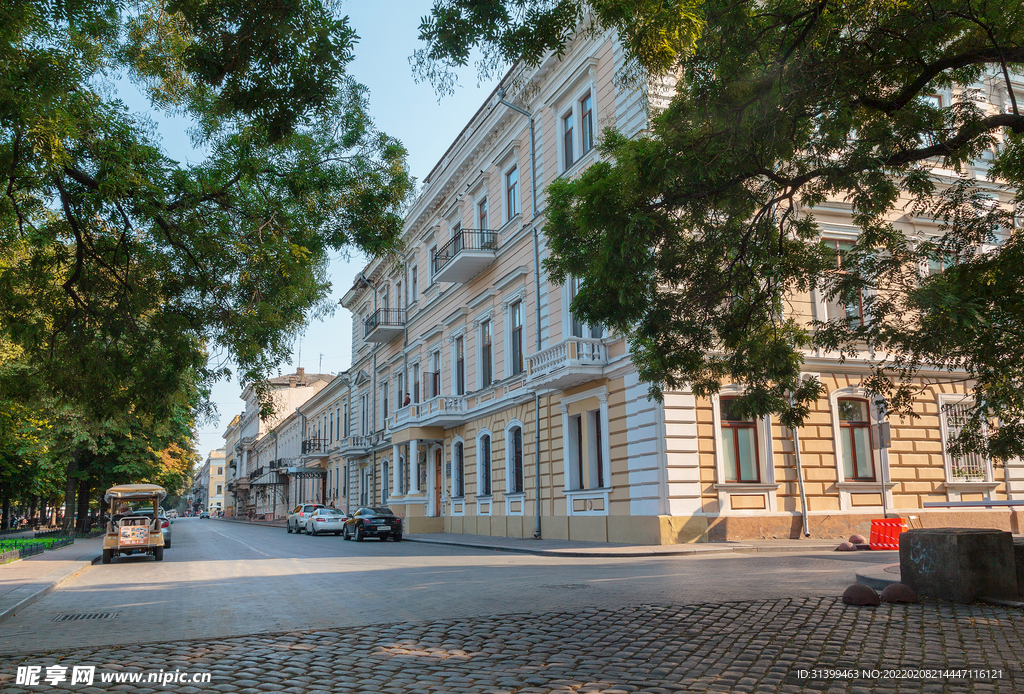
(337, 436, 373, 456)
(301, 438, 329, 457)
(363, 308, 406, 343)
(417, 395, 467, 427)
(526, 338, 608, 390)
(432, 229, 499, 283)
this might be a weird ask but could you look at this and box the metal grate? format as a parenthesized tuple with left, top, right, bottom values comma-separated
(52, 612, 121, 622)
(944, 403, 987, 480)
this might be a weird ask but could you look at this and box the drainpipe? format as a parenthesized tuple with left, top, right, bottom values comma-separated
(498, 88, 545, 539)
(790, 392, 811, 538)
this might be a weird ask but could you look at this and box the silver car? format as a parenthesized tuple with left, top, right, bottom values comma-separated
(286, 503, 325, 534)
(305, 508, 349, 536)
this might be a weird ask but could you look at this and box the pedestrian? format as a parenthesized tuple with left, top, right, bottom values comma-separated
(403, 392, 411, 406)
(248, 508, 254, 523)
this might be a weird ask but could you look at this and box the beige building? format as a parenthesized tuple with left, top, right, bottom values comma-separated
(194, 449, 226, 514)
(226, 368, 335, 520)
(232, 28, 1024, 542)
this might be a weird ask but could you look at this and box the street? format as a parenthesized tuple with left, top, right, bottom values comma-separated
(0, 519, 1022, 692)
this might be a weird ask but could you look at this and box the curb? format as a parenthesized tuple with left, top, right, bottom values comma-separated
(403, 535, 843, 558)
(855, 563, 901, 591)
(0, 547, 102, 626)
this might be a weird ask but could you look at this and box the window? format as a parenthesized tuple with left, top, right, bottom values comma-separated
(479, 434, 491, 496)
(569, 276, 603, 338)
(510, 426, 524, 493)
(382, 461, 389, 505)
(431, 351, 441, 398)
(455, 336, 465, 395)
(429, 246, 438, 279)
(478, 198, 488, 230)
(343, 405, 349, 437)
(381, 382, 389, 424)
(838, 398, 875, 480)
(823, 239, 863, 326)
(329, 411, 334, 443)
(573, 414, 584, 489)
(480, 319, 493, 387)
(593, 411, 604, 488)
(510, 300, 523, 375)
(411, 266, 418, 302)
(506, 167, 519, 220)
(941, 401, 987, 481)
(343, 466, 348, 498)
(412, 362, 420, 403)
(397, 372, 405, 406)
(216, 484, 222, 495)
(217, 467, 223, 476)
(719, 398, 760, 482)
(360, 393, 369, 435)
(581, 93, 594, 155)
(562, 111, 574, 169)
(453, 441, 464, 498)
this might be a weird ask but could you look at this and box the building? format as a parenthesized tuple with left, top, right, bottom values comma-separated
(222, 415, 241, 517)
(194, 450, 226, 515)
(232, 27, 1024, 542)
(225, 368, 335, 520)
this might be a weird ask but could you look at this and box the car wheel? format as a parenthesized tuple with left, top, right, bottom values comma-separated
(154, 546, 164, 561)
(343, 527, 351, 540)
(287, 523, 293, 534)
(102, 549, 112, 564)
(164, 540, 171, 549)
(355, 525, 364, 542)
(335, 532, 341, 536)
(310, 525, 317, 536)
(393, 534, 403, 542)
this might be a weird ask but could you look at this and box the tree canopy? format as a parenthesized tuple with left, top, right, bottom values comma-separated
(421, 0, 1024, 461)
(1, 0, 413, 512)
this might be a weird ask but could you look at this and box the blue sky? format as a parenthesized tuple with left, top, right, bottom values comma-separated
(186, 1, 500, 457)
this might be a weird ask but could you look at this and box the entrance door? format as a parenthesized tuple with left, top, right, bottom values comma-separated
(433, 449, 442, 516)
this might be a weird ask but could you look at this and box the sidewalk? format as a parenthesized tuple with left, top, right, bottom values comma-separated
(0, 536, 103, 625)
(215, 516, 849, 556)
(404, 532, 851, 557)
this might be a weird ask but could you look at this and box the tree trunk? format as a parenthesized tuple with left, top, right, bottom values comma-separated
(1, 492, 10, 532)
(62, 449, 80, 533)
(29, 496, 38, 528)
(76, 478, 89, 533)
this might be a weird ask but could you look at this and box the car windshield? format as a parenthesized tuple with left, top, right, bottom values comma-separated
(372, 507, 394, 515)
(322, 509, 346, 516)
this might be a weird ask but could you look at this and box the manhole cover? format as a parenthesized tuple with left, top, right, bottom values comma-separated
(52, 612, 121, 622)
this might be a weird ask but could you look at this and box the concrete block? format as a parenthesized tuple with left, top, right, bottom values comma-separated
(899, 528, 1017, 603)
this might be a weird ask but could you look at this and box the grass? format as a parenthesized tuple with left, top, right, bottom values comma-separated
(0, 536, 74, 552)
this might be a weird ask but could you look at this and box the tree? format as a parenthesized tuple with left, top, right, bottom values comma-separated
(420, 0, 1024, 460)
(2, 1, 414, 510)
(1, 0, 413, 412)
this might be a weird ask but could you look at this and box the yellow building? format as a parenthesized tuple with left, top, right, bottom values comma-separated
(235, 28, 1024, 543)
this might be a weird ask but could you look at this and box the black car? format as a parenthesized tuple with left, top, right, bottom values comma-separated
(342, 507, 403, 542)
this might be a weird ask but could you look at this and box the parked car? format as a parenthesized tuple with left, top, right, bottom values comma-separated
(134, 508, 172, 548)
(286, 504, 325, 533)
(304, 508, 350, 536)
(166, 509, 178, 519)
(199, 511, 210, 519)
(342, 507, 402, 542)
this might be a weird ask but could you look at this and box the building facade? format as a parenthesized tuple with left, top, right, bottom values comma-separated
(228, 29, 1024, 542)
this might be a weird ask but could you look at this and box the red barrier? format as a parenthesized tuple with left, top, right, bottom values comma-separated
(869, 518, 907, 550)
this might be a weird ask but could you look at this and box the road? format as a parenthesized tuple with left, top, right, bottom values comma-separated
(2, 520, 1021, 693)
(0, 517, 891, 654)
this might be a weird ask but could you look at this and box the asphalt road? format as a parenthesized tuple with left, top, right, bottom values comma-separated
(0, 517, 895, 656)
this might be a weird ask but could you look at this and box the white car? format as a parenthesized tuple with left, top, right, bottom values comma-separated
(286, 503, 325, 533)
(305, 508, 350, 536)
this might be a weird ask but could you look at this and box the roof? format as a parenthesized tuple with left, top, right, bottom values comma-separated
(266, 373, 335, 387)
(104, 484, 167, 502)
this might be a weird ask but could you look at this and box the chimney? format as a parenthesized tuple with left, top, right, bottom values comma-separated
(288, 374, 296, 388)
(296, 366, 305, 385)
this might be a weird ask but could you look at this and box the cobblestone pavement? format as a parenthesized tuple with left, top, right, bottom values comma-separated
(1, 597, 1021, 693)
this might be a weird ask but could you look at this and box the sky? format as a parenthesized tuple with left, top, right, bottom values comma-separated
(184, 1, 500, 458)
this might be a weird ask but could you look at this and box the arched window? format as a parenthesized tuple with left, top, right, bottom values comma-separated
(478, 434, 492, 496)
(509, 426, 524, 493)
(453, 441, 465, 497)
(719, 398, 760, 482)
(838, 398, 874, 480)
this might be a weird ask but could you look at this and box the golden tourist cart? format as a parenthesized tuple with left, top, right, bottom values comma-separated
(101, 484, 167, 564)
